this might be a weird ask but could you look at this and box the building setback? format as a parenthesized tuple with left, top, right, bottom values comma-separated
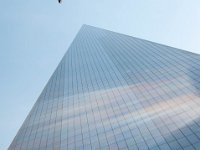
(9, 25, 200, 149)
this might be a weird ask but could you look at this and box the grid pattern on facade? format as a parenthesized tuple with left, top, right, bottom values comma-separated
(9, 25, 200, 150)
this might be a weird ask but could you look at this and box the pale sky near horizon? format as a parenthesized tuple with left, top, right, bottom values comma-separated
(1, 0, 200, 149)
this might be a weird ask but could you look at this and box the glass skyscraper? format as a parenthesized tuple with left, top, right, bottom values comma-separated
(9, 25, 200, 150)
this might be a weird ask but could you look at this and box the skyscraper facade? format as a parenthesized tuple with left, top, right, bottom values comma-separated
(9, 25, 200, 150)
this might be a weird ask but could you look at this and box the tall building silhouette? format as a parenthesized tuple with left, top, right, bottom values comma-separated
(9, 25, 200, 149)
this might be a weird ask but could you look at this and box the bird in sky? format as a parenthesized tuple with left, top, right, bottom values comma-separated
(58, 0, 62, 3)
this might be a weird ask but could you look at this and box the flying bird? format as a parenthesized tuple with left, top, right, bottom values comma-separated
(58, 0, 62, 3)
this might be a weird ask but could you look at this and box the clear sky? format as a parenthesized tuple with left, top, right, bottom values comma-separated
(1, 0, 200, 149)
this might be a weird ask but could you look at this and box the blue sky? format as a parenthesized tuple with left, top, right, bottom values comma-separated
(1, 0, 200, 149)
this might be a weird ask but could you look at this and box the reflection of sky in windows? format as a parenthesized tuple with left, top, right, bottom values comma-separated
(9, 25, 200, 149)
